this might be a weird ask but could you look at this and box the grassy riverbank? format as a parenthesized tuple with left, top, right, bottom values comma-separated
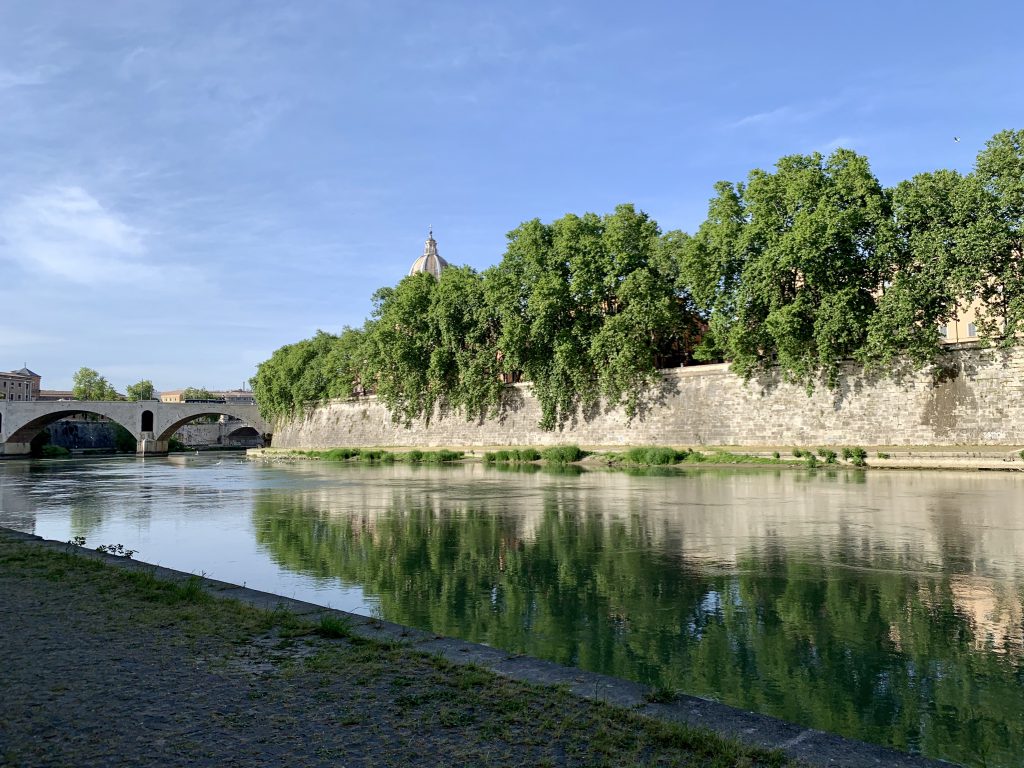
(262, 444, 867, 470)
(252, 443, 1024, 472)
(0, 533, 795, 768)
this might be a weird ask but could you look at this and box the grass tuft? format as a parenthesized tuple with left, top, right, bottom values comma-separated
(540, 445, 584, 464)
(315, 613, 352, 639)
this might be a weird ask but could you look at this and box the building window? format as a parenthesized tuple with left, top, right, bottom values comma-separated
(968, 323, 977, 337)
(938, 324, 948, 338)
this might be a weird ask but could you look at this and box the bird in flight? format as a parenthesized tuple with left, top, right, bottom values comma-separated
(954, 136, 960, 142)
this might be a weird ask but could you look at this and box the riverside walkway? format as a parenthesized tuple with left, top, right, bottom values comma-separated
(0, 529, 950, 768)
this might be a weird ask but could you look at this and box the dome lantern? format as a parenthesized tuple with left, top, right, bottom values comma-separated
(408, 228, 449, 279)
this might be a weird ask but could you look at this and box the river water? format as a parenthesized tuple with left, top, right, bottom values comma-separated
(1, 455, 1022, 767)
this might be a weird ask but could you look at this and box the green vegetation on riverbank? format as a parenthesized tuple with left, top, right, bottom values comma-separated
(269, 444, 876, 470)
(610, 447, 799, 466)
(0, 535, 794, 768)
(253, 131, 1024, 430)
(288, 448, 465, 463)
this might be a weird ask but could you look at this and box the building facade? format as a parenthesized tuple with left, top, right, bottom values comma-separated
(0, 368, 40, 401)
(159, 389, 256, 404)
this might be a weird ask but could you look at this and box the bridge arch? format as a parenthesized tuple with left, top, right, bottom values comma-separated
(1, 401, 269, 457)
(2, 408, 141, 448)
(156, 411, 259, 442)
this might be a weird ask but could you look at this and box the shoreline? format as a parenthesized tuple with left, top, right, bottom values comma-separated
(1, 527, 951, 768)
(247, 445, 1024, 472)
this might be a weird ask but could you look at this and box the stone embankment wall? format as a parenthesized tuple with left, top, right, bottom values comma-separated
(271, 346, 1024, 449)
(44, 421, 261, 451)
(45, 421, 119, 450)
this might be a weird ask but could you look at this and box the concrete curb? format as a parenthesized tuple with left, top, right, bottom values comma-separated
(2, 527, 959, 768)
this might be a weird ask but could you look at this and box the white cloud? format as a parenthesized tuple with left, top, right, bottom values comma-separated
(729, 98, 842, 130)
(0, 67, 50, 90)
(0, 186, 156, 285)
(815, 135, 857, 155)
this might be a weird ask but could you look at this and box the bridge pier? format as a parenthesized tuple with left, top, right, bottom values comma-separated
(136, 439, 169, 457)
(0, 442, 31, 458)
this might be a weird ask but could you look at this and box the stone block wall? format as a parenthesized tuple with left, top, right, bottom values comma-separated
(271, 346, 1024, 449)
(45, 421, 119, 450)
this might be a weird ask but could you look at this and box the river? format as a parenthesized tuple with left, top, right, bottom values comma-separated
(1, 455, 1022, 767)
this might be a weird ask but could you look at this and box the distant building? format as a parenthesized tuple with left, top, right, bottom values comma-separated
(158, 388, 256, 405)
(0, 367, 40, 401)
(408, 229, 449, 279)
(218, 389, 257, 405)
(938, 298, 985, 344)
(37, 390, 75, 401)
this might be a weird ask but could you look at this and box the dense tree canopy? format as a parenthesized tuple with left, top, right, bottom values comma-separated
(251, 328, 366, 419)
(252, 131, 1024, 426)
(967, 129, 1024, 340)
(682, 149, 892, 388)
(181, 386, 217, 401)
(125, 379, 156, 401)
(491, 205, 699, 427)
(71, 367, 120, 401)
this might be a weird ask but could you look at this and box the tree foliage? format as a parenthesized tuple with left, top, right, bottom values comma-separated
(125, 380, 156, 401)
(488, 205, 698, 427)
(966, 129, 1024, 341)
(181, 387, 217, 401)
(255, 205, 700, 428)
(71, 367, 120, 401)
(859, 170, 969, 367)
(683, 149, 892, 388)
(253, 131, 1024, 424)
(250, 328, 366, 419)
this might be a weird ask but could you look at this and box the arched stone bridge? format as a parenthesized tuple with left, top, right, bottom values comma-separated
(0, 400, 271, 457)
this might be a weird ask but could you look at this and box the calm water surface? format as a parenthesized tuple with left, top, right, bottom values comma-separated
(2, 455, 1023, 767)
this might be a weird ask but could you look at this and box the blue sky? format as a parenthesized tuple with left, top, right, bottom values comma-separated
(1, 0, 1022, 392)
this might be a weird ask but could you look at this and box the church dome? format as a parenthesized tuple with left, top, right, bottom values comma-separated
(408, 229, 449, 279)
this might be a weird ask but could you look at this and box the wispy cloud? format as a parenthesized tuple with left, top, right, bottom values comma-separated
(0, 186, 160, 285)
(0, 67, 50, 89)
(728, 99, 842, 129)
(815, 135, 857, 154)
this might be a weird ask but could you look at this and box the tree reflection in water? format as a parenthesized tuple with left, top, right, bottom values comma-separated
(252, 487, 1024, 768)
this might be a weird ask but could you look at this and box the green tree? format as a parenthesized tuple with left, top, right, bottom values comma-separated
(124, 379, 156, 401)
(860, 170, 971, 368)
(181, 387, 217, 401)
(424, 265, 504, 420)
(362, 262, 506, 426)
(683, 149, 892, 389)
(491, 204, 699, 427)
(71, 367, 120, 401)
(678, 182, 747, 364)
(361, 273, 438, 424)
(250, 327, 366, 420)
(962, 129, 1024, 341)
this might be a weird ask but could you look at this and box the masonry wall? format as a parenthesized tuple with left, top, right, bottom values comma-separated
(45, 421, 119, 450)
(271, 346, 1024, 449)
